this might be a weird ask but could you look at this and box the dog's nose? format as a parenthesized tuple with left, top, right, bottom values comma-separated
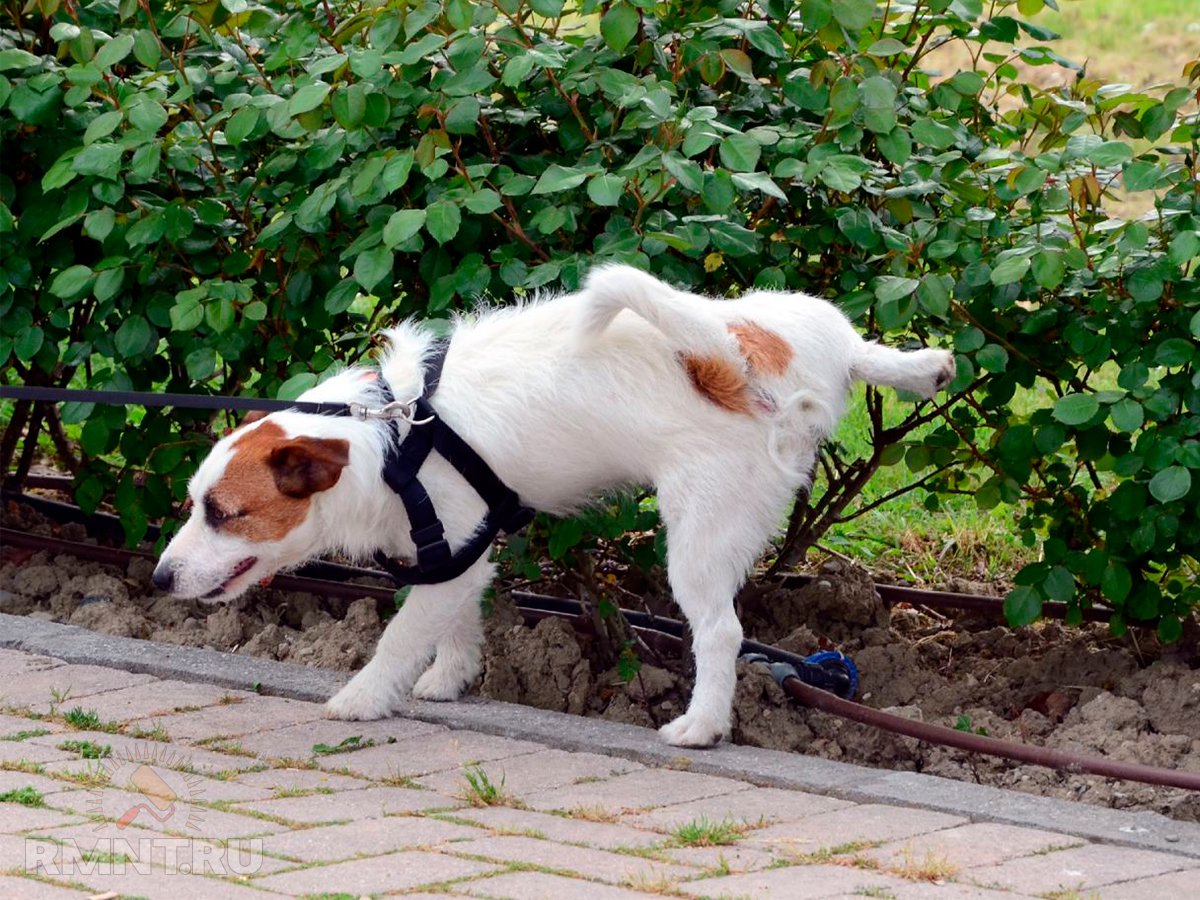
(151, 564, 175, 593)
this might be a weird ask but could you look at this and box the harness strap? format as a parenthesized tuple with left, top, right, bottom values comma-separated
(374, 342, 534, 585)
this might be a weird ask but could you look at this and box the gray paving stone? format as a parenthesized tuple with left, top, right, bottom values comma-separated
(124, 694, 325, 743)
(0, 768, 73, 796)
(23, 820, 291, 876)
(261, 813, 484, 862)
(677, 861, 909, 898)
(663, 843, 778, 873)
(628, 786, 855, 833)
(27, 730, 262, 775)
(255, 848, 500, 894)
(524, 767, 752, 815)
(44, 787, 288, 838)
(444, 834, 696, 885)
(743, 804, 967, 858)
(861, 822, 1085, 872)
(417, 747, 644, 798)
(449, 806, 666, 849)
(0, 740, 75, 766)
(1094, 868, 1200, 899)
(460, 870, 661, 899)
(0, 649, 64, 677)
(1, 831, 82, 875)
(966, 843, 1198, 893)
(233, 766, 373, 793)
(70, 868, 289, 899)
(233, 714, 446, 760)
(0, 804, 83, 834)
(234, 784, 462, 823)
(313, 727, 545, 779)
(827, 884, 1040, 899)
(40, 758, 275, 803)
(0, 665, 157, 714)
(70, 679, 249, 723)
(0, 875, 89, 899)
(0, 713, 64, 738)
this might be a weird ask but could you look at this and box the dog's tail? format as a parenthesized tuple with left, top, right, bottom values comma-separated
(850, 342, 955, 400)
(576, 264, 738, 360)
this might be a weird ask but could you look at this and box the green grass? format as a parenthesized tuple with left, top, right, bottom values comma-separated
(670, 817, 747, 847)
(61, 707, 104, 731)
(815, 389, 1037, 588)
(0, 786, 46, 807)
(458, 765, 510, 807)
(57, 739, 112, 759)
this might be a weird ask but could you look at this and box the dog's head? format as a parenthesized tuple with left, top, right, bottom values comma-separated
(152, 417, 350, 601)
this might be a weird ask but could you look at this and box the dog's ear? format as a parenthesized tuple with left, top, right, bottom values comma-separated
(268, 438, 350, 498)
(243, 410, 269, 426)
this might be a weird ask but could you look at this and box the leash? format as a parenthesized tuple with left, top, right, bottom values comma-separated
(0, 347, 535, 586)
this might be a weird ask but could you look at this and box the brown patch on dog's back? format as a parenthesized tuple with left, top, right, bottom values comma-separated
(681, 321, 793, 414)
(208, 421, 349, 543)
(681, 354, 752, 414)
(730, 322, 793, 376)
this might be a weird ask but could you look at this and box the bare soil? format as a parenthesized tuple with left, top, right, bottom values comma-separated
(2, 500, 1199, 823)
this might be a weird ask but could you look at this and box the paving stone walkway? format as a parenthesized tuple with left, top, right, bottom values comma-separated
(0, 647, 1196, 899)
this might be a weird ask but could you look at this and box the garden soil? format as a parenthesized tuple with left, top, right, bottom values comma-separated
(3, 502, 1199, 823)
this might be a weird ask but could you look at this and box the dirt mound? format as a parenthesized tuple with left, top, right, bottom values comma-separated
(2, 526, 1198, 822)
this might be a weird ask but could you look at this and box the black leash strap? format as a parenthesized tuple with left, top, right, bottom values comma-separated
(0, 384, 352, 417)
(373, 343, 534, 585)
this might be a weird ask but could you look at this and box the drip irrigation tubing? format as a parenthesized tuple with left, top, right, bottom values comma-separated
(2, 522, 1198, 792)
(2, 485, 1112, 623)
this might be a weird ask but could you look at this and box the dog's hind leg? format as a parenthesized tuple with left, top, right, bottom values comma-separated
(326, 558, 494, 720)
(655, 466, 794, 747)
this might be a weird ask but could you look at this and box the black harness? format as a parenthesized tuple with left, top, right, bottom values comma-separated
(368, 343, 535, 584)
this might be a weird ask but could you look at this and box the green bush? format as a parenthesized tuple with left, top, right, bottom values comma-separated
(1, 0, 1197, 636)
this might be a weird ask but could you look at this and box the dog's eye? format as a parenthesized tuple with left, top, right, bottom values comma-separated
(204, 498, 241, 528)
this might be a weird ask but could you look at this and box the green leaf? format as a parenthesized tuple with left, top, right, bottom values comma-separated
(1052, 393, 1099, 426)
(1149, 466, 1191, 503)
(128, 99, 167, 134)
(977, 344, 1008, 373)
(1043, 566, 1074, 604)
(866, 38, 907, 56)
(1031, 250, 1064, 289)
(1089, 141, 1133, 167)
(600, 2, 639, 53)
(278, 373, 318, 401)
(72, 143, 124, 178)
(533, 165, 589, 194)
(990, 254, 1030, 285)
(1004, 586, 1041, 627)
(1110, 398, 1144, 433)
(0, 49, 40, 71)
(225, 106, 259, 145)
(94, 33, 134, 69)
(382, 209, 426, 248)
(1122, 160, 1159, 192)
(875, 128, 911, 165)
(911, 117, 956, 150)
(353, 246, 393, 292)
(831, 0, 874, 29)
(1101, 561, 1132, 604)
(873, 276, 919, 304)
(170, 295, 204, 332)
(587, 174, 626, 207)
(50, 265, 93, 299)
(84, 110, 123, 145)
(185, 347, 217, 381)
(719, 134, 761, 173)
(287, 83, 331, 117)
(860, 76, 897, 134)
(425, 201, 462, 244)
(114, 315, 153, 358)
(464, 188, 503, 214)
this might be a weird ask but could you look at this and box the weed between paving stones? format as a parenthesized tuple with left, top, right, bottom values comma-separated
(5, 514, 1200, 821)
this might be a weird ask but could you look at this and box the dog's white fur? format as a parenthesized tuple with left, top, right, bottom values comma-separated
(155, 265, 954, 747)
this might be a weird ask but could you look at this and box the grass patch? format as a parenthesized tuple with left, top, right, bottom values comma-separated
(1, 760, 46, 776)
(560, 804, 620, 823)
(79, 849, 134, 865)
(457, 766, 512, 808)
(57, 740, 112, 759)
(0, 786, 46, 807)
(61, 707, 104, 730)
(123, 722, 170, 742)
(888, 847, 959, 882)
(790, 840, 884, 866)
(56, 766, 110, 789)
(669, 817, 748, 848)
(311, 735, 376, 755)
(1, 728, 52, 741)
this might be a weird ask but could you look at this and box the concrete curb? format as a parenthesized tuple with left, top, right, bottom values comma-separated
(2, 611, 1197, 860)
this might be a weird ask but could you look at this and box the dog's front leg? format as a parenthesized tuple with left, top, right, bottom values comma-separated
(326, 559, 494, 720)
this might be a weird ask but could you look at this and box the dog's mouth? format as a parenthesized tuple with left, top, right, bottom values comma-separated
(203, 556, 259, 599)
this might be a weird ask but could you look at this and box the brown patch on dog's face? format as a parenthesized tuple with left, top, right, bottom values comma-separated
(729, 322, 793, 376)
(680, 354, 752, 414)
(205, 421, 349, 543)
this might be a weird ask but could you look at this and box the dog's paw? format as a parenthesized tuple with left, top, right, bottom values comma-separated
(412, 665, 469, 702)
(659, 712, 728, 748)
(909, 348, 956, 399)
(326, 680, 395, 721)
(933, 350, 956, 393)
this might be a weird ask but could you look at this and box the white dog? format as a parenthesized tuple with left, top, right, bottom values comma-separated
(153, 265, 954, 747)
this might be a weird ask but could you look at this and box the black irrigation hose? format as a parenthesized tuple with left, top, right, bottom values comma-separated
(3, 524, 1199, 792)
